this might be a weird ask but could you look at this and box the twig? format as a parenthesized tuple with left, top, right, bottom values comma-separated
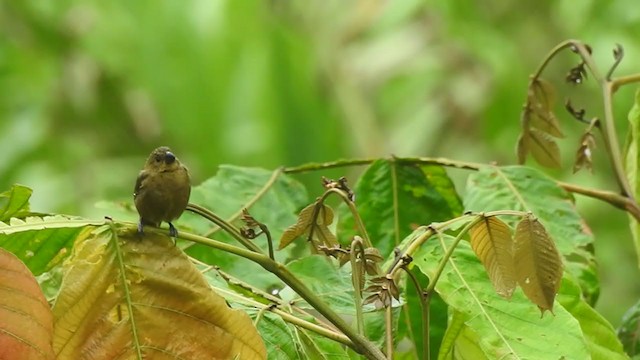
(402, 266, 429, 360)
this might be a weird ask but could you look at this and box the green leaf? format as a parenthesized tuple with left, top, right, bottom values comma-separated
(618, 299, 640, 357)
(464, 166, 598, 302)
(297, 327, 350, 360)
(338, 160, 461, 258)
(0, 216, 104, 275)
(0, 184, 33, 221)
(283, 255, 355, 314)
(184, 166, 308, 289)
(624, 88, 640, 267)
(414, 233, 590, 359)
(557, 274, 626, 359)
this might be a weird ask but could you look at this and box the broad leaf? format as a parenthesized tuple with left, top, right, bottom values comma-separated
(465, 166, 598, 303)
(52, 226, 266, 359)
(414, 233, 590, 359)
(0, 184, 33, 221)
(623, 88, 640, 267)
(514, 216, 563, 315)
(0, 216, 104, 275)
(338, 160, 461, 258)
(469, 216, 516, 298)
(557, 275, 626, 360)
(0, 248, 54, 360)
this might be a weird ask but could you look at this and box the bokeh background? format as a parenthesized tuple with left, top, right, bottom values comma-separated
(2, 0, 640, 329)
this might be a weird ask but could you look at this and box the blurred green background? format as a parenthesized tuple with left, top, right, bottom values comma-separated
(2, 0, 640, 329)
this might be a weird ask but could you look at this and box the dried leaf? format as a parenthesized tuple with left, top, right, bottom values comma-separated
(573, 131, 596, 173)
(469, 216, 517, 298)
(279, 202, 336, 249)
(516, 131, 529, 165)
(514, 216, 563, 315)
(529, 128, 562, 168)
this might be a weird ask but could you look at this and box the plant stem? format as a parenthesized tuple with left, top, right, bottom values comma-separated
(558, 181, 640, 221)
(612, 74, 640, 92)
(185, 203, 262, 253)
(422, 218, 482, 296)
(385, 304, 394, 359)
(350, 237, 366, 335)
(403, 266, 429, 360)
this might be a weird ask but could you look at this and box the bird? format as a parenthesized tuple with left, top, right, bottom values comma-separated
(133, 146, 191, 237)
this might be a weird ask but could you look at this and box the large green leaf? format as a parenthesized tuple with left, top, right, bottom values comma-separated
(556, 274, 626, 359)
(464, 166, 598, 303)
(338, 160, 461, 259)
(414, 233, 590, 359)
(0, 216, 104, 275)
(624, 88, 640, 267)
(185, 165, 308, 289)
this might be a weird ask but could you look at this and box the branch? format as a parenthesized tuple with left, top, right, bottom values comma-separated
(558, 181, 640, 222)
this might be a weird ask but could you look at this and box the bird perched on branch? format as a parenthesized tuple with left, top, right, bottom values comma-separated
(134, 146, 191, 237)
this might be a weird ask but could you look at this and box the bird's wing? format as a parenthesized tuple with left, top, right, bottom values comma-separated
(133, 170, 149, 199)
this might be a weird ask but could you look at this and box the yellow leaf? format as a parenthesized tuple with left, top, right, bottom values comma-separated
(469, 216, 516, 298)
(516, 131, 529, 165)
(52, 227, 266, 360)
(529, 128, 562, 168)
(514, 216, 563, 315)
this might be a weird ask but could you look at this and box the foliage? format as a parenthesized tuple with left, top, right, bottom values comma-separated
(3, 29, 640, 360)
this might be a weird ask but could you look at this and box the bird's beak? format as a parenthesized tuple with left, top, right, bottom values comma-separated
(164, 151, 176, 164)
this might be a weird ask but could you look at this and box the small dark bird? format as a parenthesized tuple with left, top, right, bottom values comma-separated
(134, 146, 191, 237)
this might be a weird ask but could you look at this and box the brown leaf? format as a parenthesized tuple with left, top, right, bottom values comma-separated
(529, 128, 562, 168)
(52, 229, 266, 359)
(0, 248, 54, 360)
(529, 78, 564, 138)
(514, 216, 563, 315)
(469, 216, 517, 299)
(516, 131, 529, 165)
(279, 202, 336, 249)
(573, 131, 596, 173)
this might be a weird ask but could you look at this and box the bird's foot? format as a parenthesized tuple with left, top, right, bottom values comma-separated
(137, 221, 144, 236)
(168, 222, 178, 237)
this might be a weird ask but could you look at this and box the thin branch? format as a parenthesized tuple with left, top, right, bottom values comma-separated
(611, 74, 640, 92)
(385, 304, 394, 359)
(185, 203, 262, 253)
(558, 181, 640, 222)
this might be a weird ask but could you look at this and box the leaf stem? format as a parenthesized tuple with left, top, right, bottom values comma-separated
(350, 237, 366, 335)
(422, 218, 482, 296)
(558, 181, 640, 221)
(385, 304, 394, 358)
(612, 74, 640, 92)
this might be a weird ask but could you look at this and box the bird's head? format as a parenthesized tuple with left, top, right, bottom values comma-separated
(145, 146, 183, 172)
